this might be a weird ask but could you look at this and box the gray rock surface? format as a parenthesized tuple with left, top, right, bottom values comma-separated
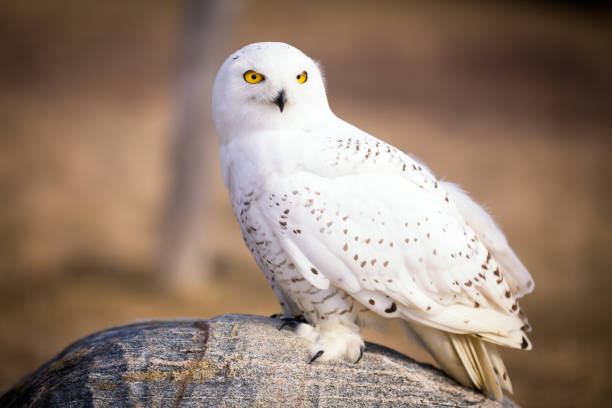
(1, 314, 517, 407)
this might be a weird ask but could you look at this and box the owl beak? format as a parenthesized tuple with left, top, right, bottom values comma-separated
(273, 90, 286, 112)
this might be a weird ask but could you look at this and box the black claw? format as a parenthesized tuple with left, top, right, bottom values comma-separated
(355, 346, 364, 363)
(278, 321, 295, 331)
(309, 350, 324, 364)
(273, 314, 308, 330)
(271, 314, 308, 322)
(290, 314, 308, 324)
(270, 313, 294, 320)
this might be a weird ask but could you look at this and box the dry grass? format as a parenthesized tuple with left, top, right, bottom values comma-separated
(1, 1, 611, 406)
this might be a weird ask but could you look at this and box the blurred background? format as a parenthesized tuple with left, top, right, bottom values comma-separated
(1, 1, 610, 406)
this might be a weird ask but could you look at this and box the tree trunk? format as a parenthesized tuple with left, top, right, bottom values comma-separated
(158, 0, 240, 288)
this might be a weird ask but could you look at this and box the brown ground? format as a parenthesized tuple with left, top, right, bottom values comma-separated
(1, 1, 611, 407)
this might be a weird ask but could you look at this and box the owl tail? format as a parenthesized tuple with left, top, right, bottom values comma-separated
(403, 323, 512, 401)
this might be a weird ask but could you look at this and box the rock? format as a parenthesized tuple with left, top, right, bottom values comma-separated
(1, 314, 517, 407)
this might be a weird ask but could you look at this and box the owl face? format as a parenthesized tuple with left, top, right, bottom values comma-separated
(212, 42, 330, 138)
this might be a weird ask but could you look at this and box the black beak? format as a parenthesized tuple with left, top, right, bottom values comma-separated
(273, 90, 286, 112)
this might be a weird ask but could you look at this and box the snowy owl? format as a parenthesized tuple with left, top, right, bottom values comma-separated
(212, 42, 534, 400)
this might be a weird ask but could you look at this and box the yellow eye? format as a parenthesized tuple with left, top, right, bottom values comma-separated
(296, 71, 308, 84)
(244, 70, 264, 84)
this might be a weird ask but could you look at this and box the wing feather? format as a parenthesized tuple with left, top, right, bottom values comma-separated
(442, 182, 534, 297)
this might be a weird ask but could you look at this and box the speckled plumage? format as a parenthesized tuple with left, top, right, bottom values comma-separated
(212, 42, 534, 400)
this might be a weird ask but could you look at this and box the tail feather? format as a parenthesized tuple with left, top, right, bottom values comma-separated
(403, 322, 473, 388)
(451, 334, 502, 400)
(486, 343, 513, 394)
(406, 323, 511, 401)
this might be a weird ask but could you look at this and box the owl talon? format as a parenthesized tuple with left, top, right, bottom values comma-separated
(309, 350, 324, 364)
(273, 314, 308, 330)
(271, 313, 307, 322)
(278, 320, 296, 331)
(354, 345, 364, 363)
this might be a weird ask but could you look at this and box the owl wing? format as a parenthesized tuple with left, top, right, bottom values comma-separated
(441, 182, 534, 298)
(257, 163, 529, 350)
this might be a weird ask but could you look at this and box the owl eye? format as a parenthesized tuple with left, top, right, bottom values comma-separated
(296, 71, 308, 84)
(243, 70, 264, 84)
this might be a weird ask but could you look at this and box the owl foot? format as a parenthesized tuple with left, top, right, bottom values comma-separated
(296, 321, 365, 364)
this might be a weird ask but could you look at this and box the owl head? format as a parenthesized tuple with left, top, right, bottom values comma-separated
(212, 42, 330, 142)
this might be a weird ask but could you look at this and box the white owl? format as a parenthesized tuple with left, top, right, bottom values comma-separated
(212, 42, 534, 401)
